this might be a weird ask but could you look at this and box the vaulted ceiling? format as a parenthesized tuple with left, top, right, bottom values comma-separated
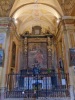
(10, 0, 64, 35)
(0, 0, 75, 35)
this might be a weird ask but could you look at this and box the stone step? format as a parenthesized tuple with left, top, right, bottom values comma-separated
(4, 99, 24, 100)
(37, 97, 71, 100)
(1, 93, 71, 100)
(3, 97, 71, 100)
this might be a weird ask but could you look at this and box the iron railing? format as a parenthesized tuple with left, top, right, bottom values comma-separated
(0, 87, 7, 99)
(5, 73, 70, 98)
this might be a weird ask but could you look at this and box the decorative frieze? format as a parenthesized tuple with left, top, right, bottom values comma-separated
(0, 17, 12, 33)
(24, 37, 27, 55)
(28, 38, 47, 43)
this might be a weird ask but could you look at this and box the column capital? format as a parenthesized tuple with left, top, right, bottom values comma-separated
(62, 16, 75, 20)
(58, 16, 75, 31)
(57, 16, 75, 32)
(61, 16, 75, 24)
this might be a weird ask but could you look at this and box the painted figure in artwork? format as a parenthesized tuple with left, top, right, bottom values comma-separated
(28, 43, 47, 68)
(34, 50, 44, 67)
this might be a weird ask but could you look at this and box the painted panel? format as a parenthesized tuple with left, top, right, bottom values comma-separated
(0, 49, 4, 67)
(0, 33, 6, 49)
(28, 43, 47, 68)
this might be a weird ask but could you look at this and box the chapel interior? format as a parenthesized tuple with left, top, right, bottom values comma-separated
(0, 0, 75, 100)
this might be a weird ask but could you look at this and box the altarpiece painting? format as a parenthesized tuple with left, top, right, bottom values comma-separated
(28, 43, 47, 68)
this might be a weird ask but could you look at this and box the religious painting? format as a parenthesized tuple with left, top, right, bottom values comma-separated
(28, 43, 47, 68)
(69, 48, 75, 66)
(0, 33, 6, 44)
(0, 33, 6, 49)
(0, 49, 4, 67)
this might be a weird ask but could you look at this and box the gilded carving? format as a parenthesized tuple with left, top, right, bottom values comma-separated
(47, 46, 51, 52)
(47, 37, 52, 52)
(24, 38, 27, 55)
(28, 38, 47, 43)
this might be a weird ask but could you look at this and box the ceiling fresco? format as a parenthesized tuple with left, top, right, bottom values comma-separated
(0, 0, 75, 35)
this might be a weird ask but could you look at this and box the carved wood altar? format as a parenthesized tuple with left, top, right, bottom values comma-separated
(21, 26, 53, 69)
(21, 37, 52, 69)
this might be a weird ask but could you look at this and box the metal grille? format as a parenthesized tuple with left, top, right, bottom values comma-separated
(5, 73, 70, 98)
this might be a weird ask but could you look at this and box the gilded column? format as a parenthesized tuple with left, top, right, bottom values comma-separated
(47, 37, 52, 69)
(24, 37, 28, 69)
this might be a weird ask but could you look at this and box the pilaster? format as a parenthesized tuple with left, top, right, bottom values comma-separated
(47, 37, 52, 69)
(0, 17, 12, 88)
(61, 16, 75, 100)
(24, 37, 28, 69)
(15, 44, 20, 73)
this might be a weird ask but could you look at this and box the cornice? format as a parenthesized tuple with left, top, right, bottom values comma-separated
(62, 16, 75, 20)
(55, 16, 75, 41)
(0, 17, 12, 32)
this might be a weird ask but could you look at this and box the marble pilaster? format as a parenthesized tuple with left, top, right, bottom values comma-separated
(61, 16, 75, 100)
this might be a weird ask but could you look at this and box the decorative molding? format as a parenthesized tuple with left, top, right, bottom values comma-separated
(0, 17, 12, 32)
(28, 38, 47, 43)
(56, 16, 75, 40)
(62, 16, 75, 20)
(10, 2, 62, 17)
